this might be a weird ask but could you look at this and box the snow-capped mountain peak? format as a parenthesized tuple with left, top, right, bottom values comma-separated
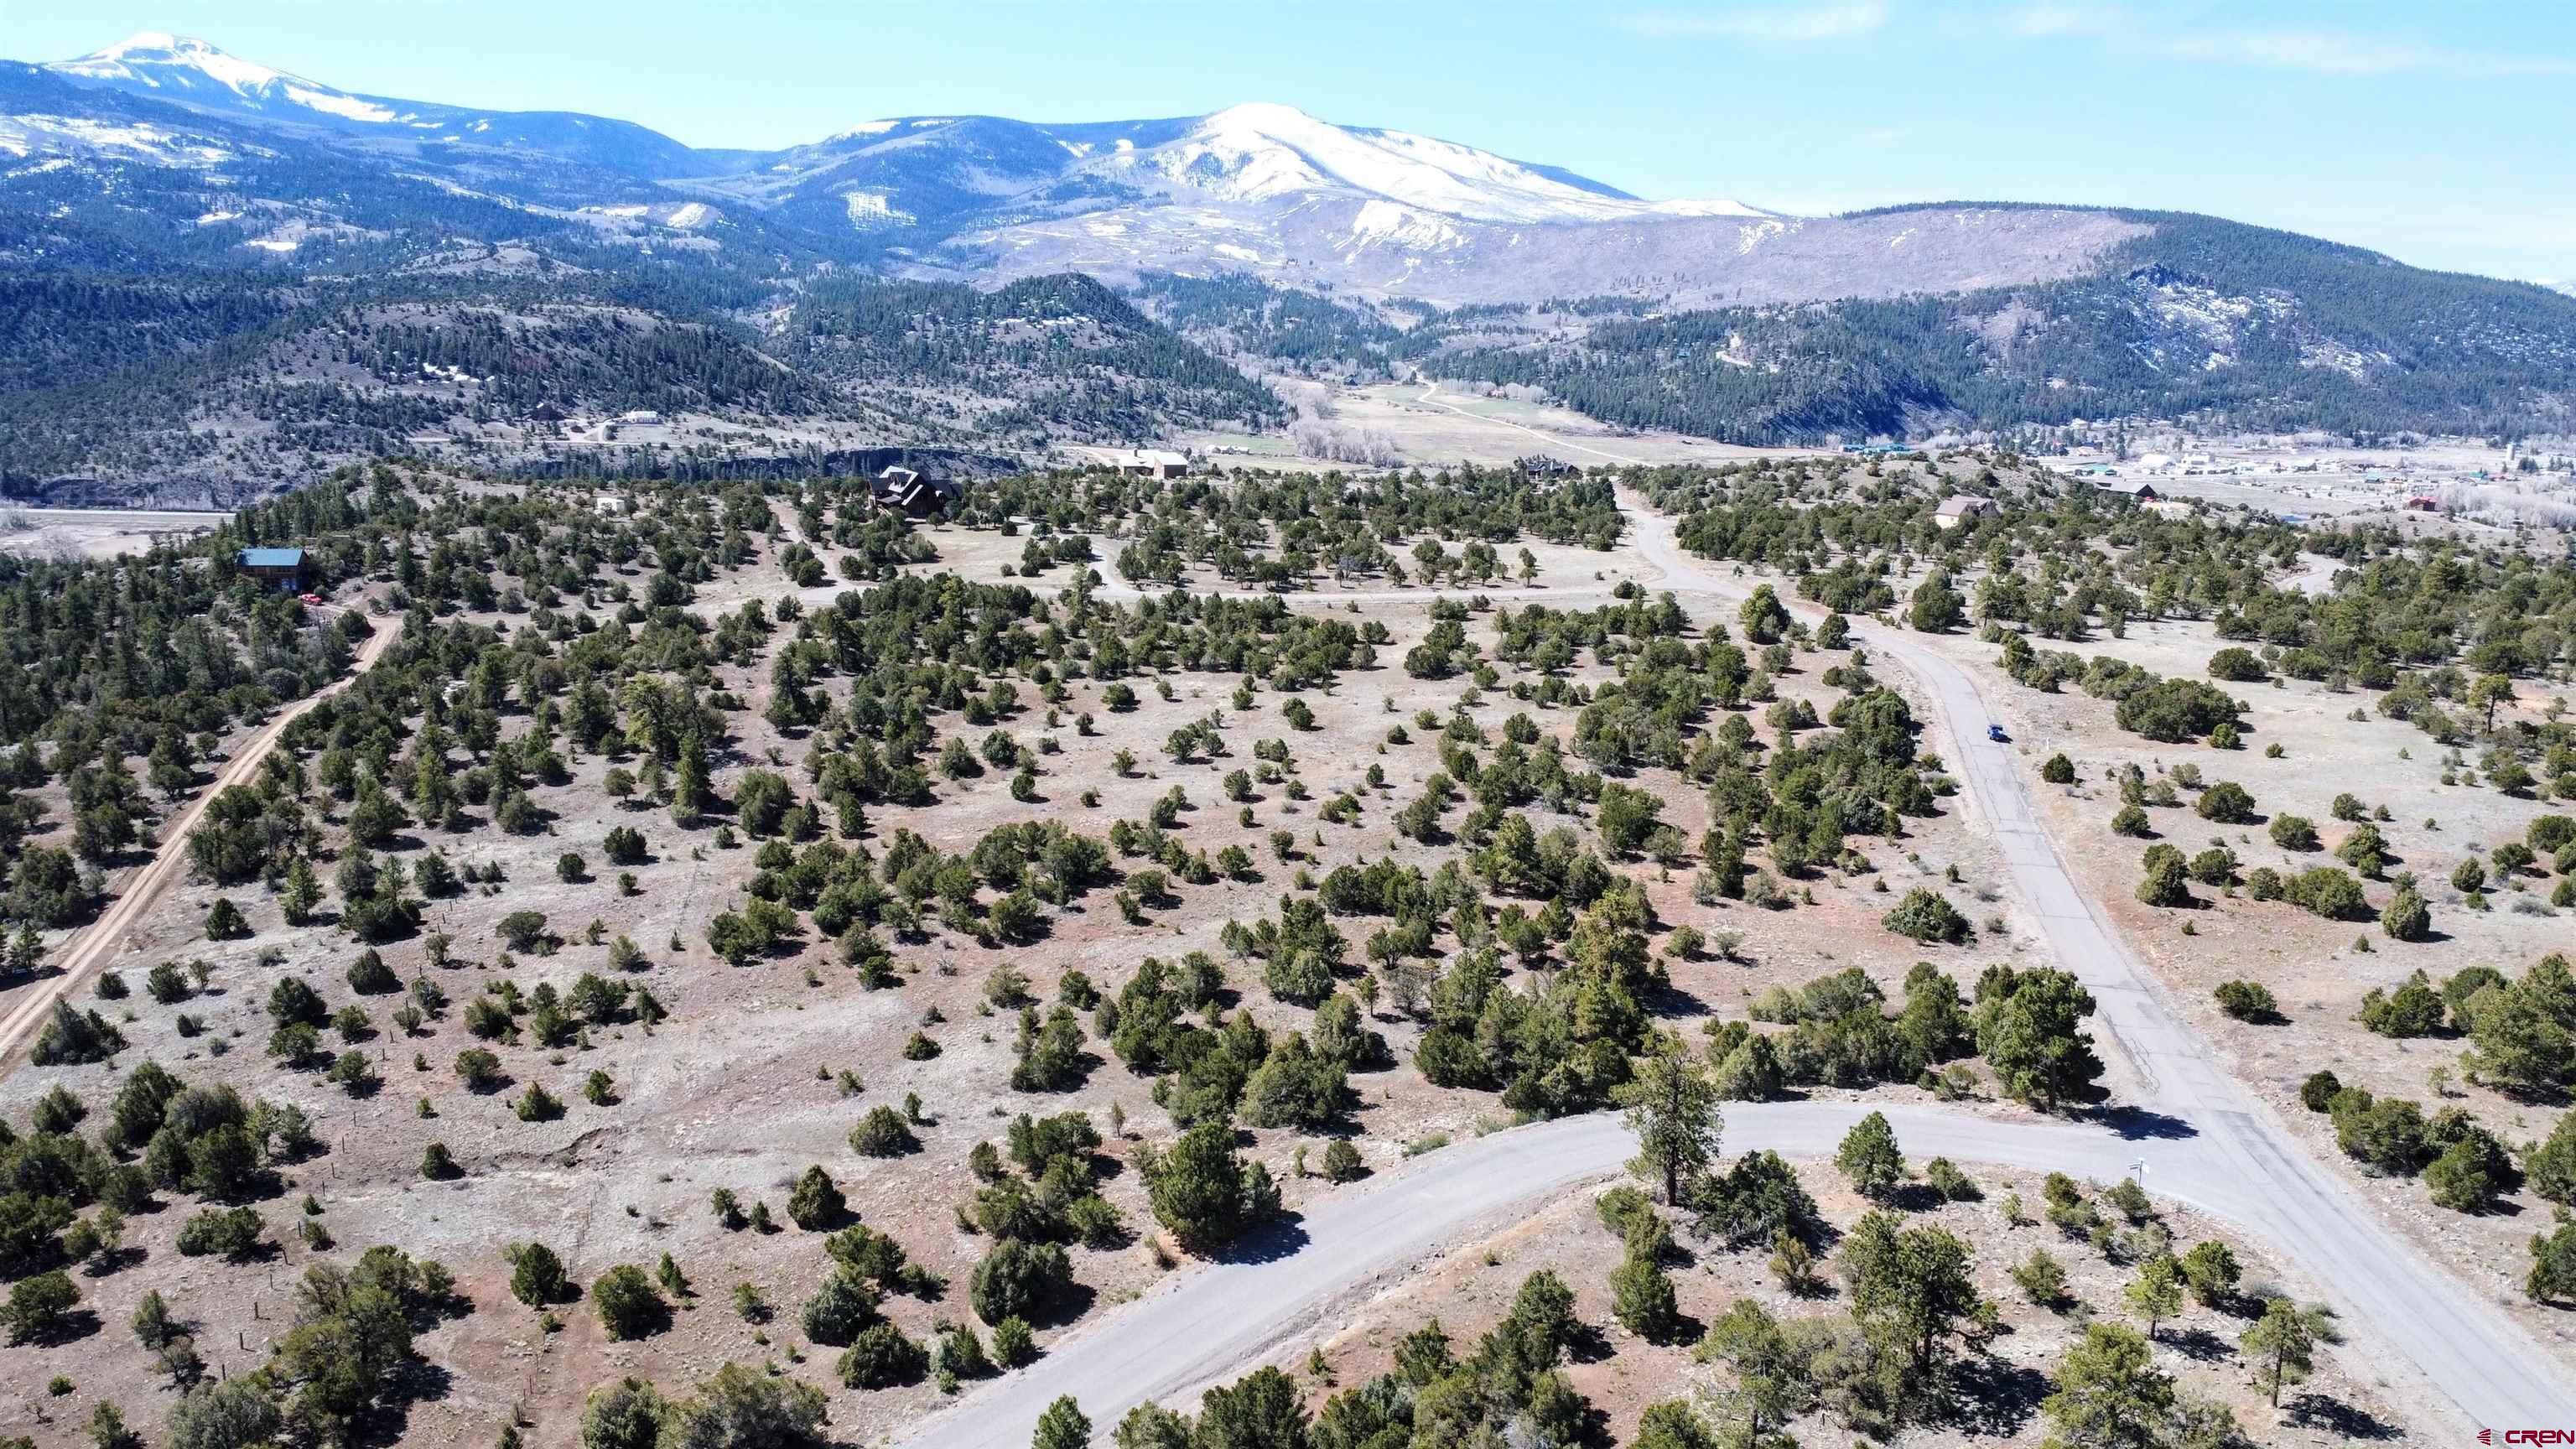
(50, 33, 398, 124)
(1088, 101, 1770, 226)
(60, 34, 281, 93)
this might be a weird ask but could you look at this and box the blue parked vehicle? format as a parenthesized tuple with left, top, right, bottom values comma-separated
(1986, 724, 2008, 743)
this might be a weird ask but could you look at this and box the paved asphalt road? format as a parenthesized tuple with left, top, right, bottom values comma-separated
(892, 491, 2574, 1446)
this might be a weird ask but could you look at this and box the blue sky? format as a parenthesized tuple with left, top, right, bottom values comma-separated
(14, 1, 2572, 282)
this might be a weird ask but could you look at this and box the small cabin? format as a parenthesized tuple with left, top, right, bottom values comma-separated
(1932, 496, 1996, 529)
(236, 547, 309, 592)
(2404, 496, 2440, 512)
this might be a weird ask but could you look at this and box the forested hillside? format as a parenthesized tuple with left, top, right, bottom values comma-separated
(780, 273, 1287, 443)
(0, 267, 1279, 497)
(1429, 210, 2576, 444)
(1132, 273, 1408, 372)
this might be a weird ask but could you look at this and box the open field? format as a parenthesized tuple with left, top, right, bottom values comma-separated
(1175, 377, 1796, 473)
(0, 508, 232, 560)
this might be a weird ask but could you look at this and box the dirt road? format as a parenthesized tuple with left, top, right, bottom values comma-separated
(1618, 491, 2573, 1433)
(891, 491, 2573, 1446)
(0, 614, 404, 1067)
(898, 1105, 2204, 1449)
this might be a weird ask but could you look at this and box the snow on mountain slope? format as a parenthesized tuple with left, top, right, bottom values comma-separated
(1088, 102, 1771, 225)
(16, 32, 1832, 296)
(53, 33, 400, 125)
(44, 34, 709, 180)
(0, 109, 248, 167)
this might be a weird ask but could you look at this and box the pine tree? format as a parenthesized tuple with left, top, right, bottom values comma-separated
(2240, 1298, 2332, 1406)
(2042, 1322, 2175, 1449)
(2126, 1255, 2185, 1342)
(1835, 1111, 1905, 1200)
(1614, 1030, 1720, 1204)
(1030, 1395, 1091, 1449)
(281, 857, 323, 926)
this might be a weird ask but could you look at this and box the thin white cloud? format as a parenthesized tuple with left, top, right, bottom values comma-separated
(1621, 3, 1889, 41)
(2159, 27, 2576, 77)
(2009, 9, 2576, 78)
(2004, 4, 2123, 38)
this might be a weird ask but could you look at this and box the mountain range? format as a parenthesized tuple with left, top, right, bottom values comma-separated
(5, 32, 2573, 499)
(0, 32, 2187, 304)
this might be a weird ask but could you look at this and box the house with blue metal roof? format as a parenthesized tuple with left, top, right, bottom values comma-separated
(237, 546, 309, 590)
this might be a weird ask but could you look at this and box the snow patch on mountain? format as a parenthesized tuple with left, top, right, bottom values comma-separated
(2298, 339, 2386, 380)
(843, 190, 914, 227)
(579, 200, 721, 231)
(280, 85, 394, 123)
(1737, 220, 1789, 254)
(0, 112, 242, 167)
(1344, 200, 1463, 252)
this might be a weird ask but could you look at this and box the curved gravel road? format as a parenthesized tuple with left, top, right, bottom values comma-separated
(891, 489, 2573, 1446)
(899, 1105, 2203, 1449)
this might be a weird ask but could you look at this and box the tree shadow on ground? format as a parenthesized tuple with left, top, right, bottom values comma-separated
(2094, 1104, 2199, 1141)
(1209, 1213, 1311, 1266)
(2160, 1326, 2233, 1362)
(1566, 1321, 1615, 1363)
(1944, 1353, 2050, 1437)
(2284, 1393, 2402, 1441)
(1026, 1281, 1096, 1330)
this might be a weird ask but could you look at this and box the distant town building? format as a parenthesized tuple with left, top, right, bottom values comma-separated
(2404, 496, 2440, 512)
(2083, 479, 2160, 504)
(618, 410, 664, 425)
(236, 546, 309, 591)
(1932, 496, 1996, 529)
